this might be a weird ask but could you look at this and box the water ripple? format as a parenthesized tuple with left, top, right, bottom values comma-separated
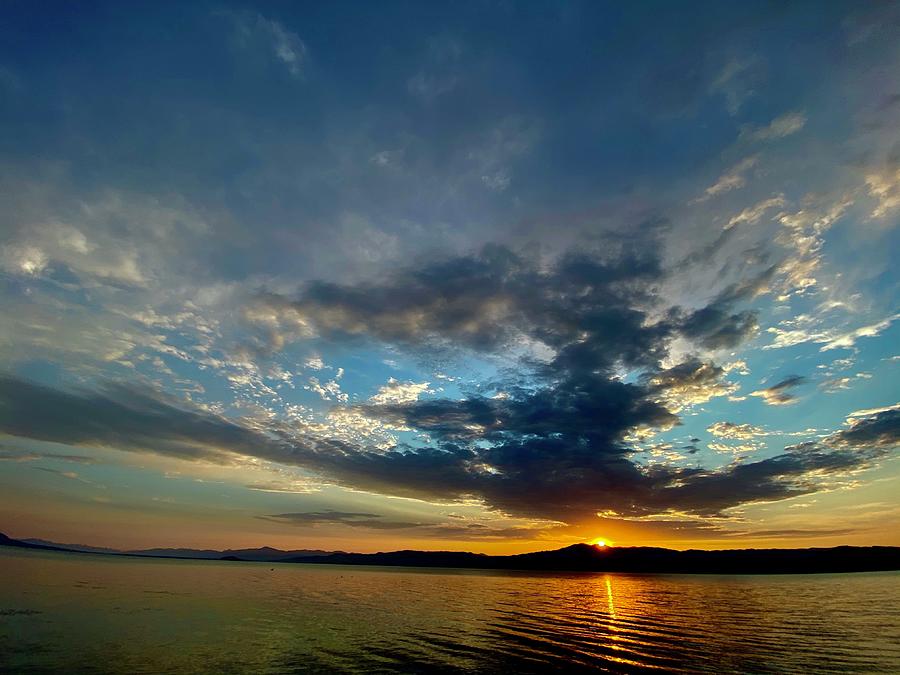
(2, 550, 899, 673)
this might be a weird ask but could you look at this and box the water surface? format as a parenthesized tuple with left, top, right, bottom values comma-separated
(2, 548, 899, 673)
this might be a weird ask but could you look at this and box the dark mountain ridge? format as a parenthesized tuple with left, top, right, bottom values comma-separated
(4, 534, 332, 562)
(4, 533, 898, 574)
(0, 532, 69, 552)
(125, 545, 333, 561)
(284, 543, 900, 574)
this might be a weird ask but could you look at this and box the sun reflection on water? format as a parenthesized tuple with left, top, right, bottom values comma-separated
(605, 575, 616, 619)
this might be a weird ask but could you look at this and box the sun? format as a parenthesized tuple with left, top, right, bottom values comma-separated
(591, 538, 608, 548)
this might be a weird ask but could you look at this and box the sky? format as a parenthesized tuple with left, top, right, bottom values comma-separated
(0, 1, 898, 554)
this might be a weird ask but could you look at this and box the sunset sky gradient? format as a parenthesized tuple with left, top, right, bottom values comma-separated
(1, 1, 898, 553)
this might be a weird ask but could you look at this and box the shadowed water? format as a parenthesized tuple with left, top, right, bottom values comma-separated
(2, 548, 899, 673)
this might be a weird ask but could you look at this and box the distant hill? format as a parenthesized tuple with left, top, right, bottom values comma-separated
(285, 543, 900, 574)
(4, 533, 899, 574)
(0, 532, 68, 552)
(22, 538, 123, 555)
(4, 534, 332, 562)
(127, 546, 334, 561)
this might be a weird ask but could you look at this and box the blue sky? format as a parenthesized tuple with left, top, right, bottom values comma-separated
(0, 1, 898, 552)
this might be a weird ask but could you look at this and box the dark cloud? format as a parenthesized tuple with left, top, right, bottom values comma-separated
(0, 374, 895, 524)
(0, 449, 98, 464)
(641, 445, 875, 517)
(829, 407, 900, 448)
(0, 240, 891, 528)
(0, 375, 292, 464)
(248, 242, 673, 373)
(261, 511, 563, 540)
(645, 409, 899, 516)
(260, 511, 424, 530)
(247, 243, 768, 388)
(751, 375, 807, 406)
(679, 306, 758, 350)
(361, 373, 676, 446)
(676, 266, 776, 350)
(673, 226, 738, 271)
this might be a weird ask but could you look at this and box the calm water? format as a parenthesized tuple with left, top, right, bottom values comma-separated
(2, 548, 899, 673)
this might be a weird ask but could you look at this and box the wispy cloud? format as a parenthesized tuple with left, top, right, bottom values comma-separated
(740, 111, 807, 142)
(224, 10, 308, 78)
(865, 167, 900, 218)
(693, 156, 758, 203)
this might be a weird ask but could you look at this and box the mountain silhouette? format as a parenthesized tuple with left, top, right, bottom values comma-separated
(4, 534, 332, 562)
(3, 533, 898, 574)
(284, 542, 900, 574)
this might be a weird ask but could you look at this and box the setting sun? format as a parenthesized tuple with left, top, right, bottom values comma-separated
(591, 538, 608, 548)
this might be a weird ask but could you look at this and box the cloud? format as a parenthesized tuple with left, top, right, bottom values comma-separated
(226, 11, 308, 78)
(0, 235, 889, 528)
(819, 314, 899, 351)
(245, 242, 673, 365)
(820, 373, 871, 393)
(740, 112, 807, 142)
(262, 511, 562, 539)
(0, 238, 808, 525)
(407, 35, 463, 102)
(750, 375, 806, 406)
(647, 360, 739, 410)
(35, 467, 83, 481)
(765, 313, 897, 352)
(846, 403, 900, 418)
(865, 167, 900, 218)
(369, 378, 433, 405)
(244, 480, 318, 494)
(707, 422, 767, 439)
(261, 511, 424, 530)
(676, 267, 775, 350)
(725, 195, 786, 230)
(774, 195, 853, 298)
(246, 240, 771, 378)
(710, 57, 761, 115)
(0, 449, 99, 464)
(360, 373, 677, 447)
(829, 405, 900, 449)
(679, 307, 759, 351)
(636, 409, 895, 516)
(407, 71, 458, 101)
(693, 156, 758, 202)
(481, 170, 511, 192)
(707, 441, 762, 454)
(0, 375, 290, 465)
(34, 466, 100, 486)
(0, 190, 209, 286)
(0, 374, 895, 525)
(719, 527, 857, 539)
(305, 376, 348, 403)
(304, 356, 326, 370)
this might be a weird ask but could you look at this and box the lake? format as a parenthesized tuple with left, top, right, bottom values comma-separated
(2, 548, 899, 673)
